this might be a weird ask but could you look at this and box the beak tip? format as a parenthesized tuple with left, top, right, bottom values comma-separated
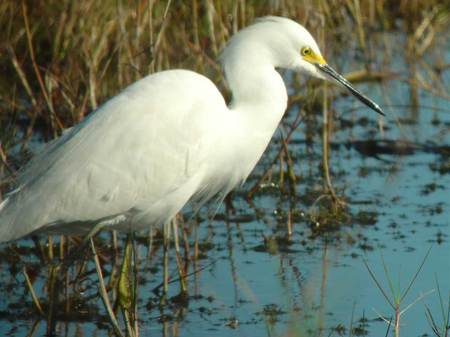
(375, 106, 386, 117)
(316, 63, 386, 116)
(316, 63, 386, 117)
(373, 103, 386, 116)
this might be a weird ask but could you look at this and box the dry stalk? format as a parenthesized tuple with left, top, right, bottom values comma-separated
(90, 238, 125, 337)
(23, 267, 44, 315)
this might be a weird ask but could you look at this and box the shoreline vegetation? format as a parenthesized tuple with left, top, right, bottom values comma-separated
(0, 1, 448, 145)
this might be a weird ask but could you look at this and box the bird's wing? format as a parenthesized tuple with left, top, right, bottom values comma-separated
(0, 70, 228, 240)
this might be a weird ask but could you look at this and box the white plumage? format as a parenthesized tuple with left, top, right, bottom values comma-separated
(0, 17, 383, 242)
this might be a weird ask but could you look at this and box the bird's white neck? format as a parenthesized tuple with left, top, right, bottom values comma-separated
(226, 63, 288, 137)
(221, 25, 289, 126)
(222, 60, 288, 182)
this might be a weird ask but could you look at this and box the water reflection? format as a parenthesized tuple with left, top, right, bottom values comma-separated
(0, 26, 449, 337)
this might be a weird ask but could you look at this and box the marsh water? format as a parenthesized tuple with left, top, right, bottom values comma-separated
(0, 30, 449, 337)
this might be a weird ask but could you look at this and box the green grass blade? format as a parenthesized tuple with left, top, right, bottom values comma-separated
(400, 246, 432, 302)
(380, 251, 397, 301)
(425, 304, 440, 336)
(435, 274, 446, 324)
(363, 259, 394, 309)
(384, 316, 392, 337)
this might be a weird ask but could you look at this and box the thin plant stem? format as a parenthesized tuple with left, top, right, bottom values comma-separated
(363, 259, 394, 309)
(90, 238, 125, 337)
(23, 267, 44, 315)
(400, 246, 432, 302)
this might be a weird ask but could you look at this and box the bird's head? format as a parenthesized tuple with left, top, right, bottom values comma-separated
(226, 16, 385, 116)
(293, 36, 385, 116)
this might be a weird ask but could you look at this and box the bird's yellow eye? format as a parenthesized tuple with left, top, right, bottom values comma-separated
(301, 46, 326, 65)
(301, 47, 312, 56)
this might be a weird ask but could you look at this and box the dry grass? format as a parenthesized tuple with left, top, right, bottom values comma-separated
(0, 0, 447, 146)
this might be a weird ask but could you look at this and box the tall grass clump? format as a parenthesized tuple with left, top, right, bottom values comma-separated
(0, 0, 447, 148)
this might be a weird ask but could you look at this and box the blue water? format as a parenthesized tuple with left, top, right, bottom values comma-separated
(0, 30, 449, 337)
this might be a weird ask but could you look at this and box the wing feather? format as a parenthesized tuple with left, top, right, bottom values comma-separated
(0, 70, 228, 241)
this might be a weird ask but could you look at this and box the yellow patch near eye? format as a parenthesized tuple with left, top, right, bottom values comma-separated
(301, 48, 326, 65)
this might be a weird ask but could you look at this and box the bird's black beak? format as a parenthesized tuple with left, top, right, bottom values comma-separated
(316, 63, 385, 116)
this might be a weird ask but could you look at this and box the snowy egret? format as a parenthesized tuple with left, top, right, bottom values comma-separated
(0, 16, 384, 243)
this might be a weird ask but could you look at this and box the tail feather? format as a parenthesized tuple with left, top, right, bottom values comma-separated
(0, 191, 42, 243)
(0, 197, 17, 243)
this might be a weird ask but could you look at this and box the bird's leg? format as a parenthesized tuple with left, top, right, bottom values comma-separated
(224, 193, 236, 216)
(172, 216, 187, 296)
(162, 221, 170, 296)
(59, 221, 108, 268)
(42, 222, 107, 334)
(31, 235, 46, 263)
(46, 263, 59, 336)
(146, 229, 154, 261)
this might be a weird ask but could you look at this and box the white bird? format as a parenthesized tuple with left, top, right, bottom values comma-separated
(0, 16, 384, 243)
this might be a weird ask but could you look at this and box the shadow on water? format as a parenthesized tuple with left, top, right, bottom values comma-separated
(0, 7, 449, 337)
